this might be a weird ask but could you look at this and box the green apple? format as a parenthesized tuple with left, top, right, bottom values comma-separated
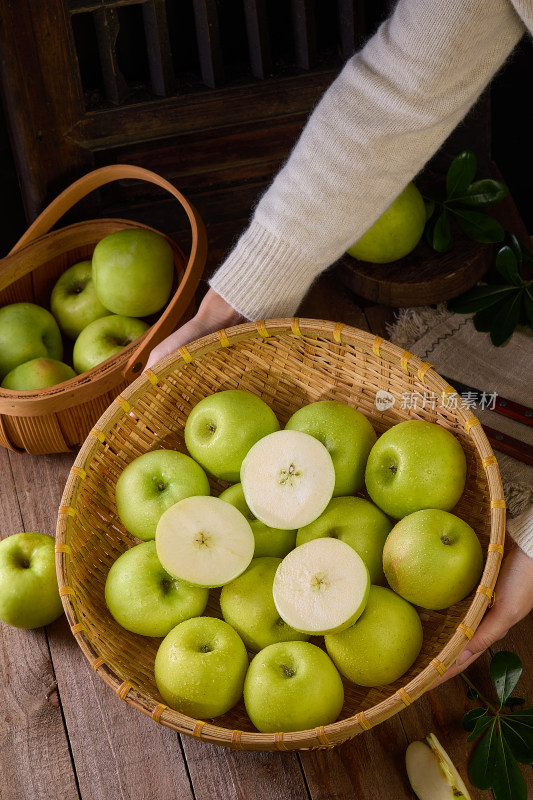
(1, 357, 77, 390)
(346, 182, 426, 263)
(382, 508, 483, 610)
(220, 557, 309, 651)
(285, 400, 377, 495)
(50, 260, 111, 339)
(364, 419, 467, 519)
(0, 532, 64, 629)
(92, 228, 174, 317)
(154, 616, 249, 718)
(218, 483, 296, 558)
(184, 389, 280, 482)
(243, 641, 344, 733)
(296, 496, 392, 585)
(0, 302, 63, 381)
(104, 540, 208, 637)
(272, 537, 370, 635)
(325, 585, 423, 687)
(115, 449, 210, 541)
(156, 495, 255, 587)
(73, 314, 149, 373)
(240, 429, 336, 529)
(406, 733, 472, 800)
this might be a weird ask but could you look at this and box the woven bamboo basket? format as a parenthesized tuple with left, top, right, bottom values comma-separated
(56, 318, 505, 752)
(0, 164, 206, 455)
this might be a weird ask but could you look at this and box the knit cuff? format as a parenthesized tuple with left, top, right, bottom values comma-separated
(208, 223, 328, 321)
(507, 505, 533, 558)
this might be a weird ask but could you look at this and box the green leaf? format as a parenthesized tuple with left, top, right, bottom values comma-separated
(448, 284, 516, 314)
(495, 245, 522, 286)
(472, 295, 513, 332)
(468, 719, 499, 789)
(505, 697, 526, 708)
(424, 198, 435, 221)
(489, 292, 523, 346)
(463, 707, 488, 731)
(451, 207, 505, 243)
(454, 179, 508, 207)
(491, 651, 523, 706)
(491, 731, 528, 800)
(467, 714, 496, 742)
(446, 150, 477, 198)
(430, 207, 453, 252)
(501, 718, 533, 764)
(505, 233, 524, 267)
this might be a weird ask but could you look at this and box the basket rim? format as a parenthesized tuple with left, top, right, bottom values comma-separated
(55, 317, 506, 751)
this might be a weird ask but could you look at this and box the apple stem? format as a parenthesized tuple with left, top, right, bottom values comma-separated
(440, 536, 451, 545)
(460, 673, 499, 715)
(280, 664, 295, 678)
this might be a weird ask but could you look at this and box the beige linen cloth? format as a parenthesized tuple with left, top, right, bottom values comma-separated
(387, 305, 533, 520)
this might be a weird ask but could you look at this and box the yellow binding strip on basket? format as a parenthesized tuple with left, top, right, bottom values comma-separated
(483, 455, 498, 468)
(489, 543, 505, 556)
(144, 368, 159, 386)
(476, 585, 493, 600)
(256, 321, 270, 338)
(70, 622, 87, 635)
(217, 329, 230, 347)
(231, 730, 244, 750)
(91, 656, 105, 671)
(491, 499, 506, 509)
(90, 428, 106, 443)
(192, 721, 205, 739)
(315, 726, 332, 746)
(356, 711, 372, 731)
(59, 585, 74, 597)
(115, 396, 131, 414)
(397, 688, 414, 706)
(372, 336, 384, 356)
(71, 466, 86, 480)
(178, 345, 192, 363)
(417, 362, 433, 383)
(431, 658, 447, 676)
(457, 623, 474, 640)
(59, 505, 76, 518)
(464, 417, 480, 432)
(333, 322, 344, 343)
(55, 542, 71, 555)
(152, 703, 166, 723)
(291, 318, 302, 336)
(400, 351, 413, 372)
(117, 681, 133, 700)
(274, 732, 288, 751)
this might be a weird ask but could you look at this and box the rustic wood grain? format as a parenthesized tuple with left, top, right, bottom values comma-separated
(0, 448, 79, 800)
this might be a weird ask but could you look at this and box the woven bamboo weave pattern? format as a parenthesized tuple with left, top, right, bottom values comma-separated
(56, 318, 505, 752)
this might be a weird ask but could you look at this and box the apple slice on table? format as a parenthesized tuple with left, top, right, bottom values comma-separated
(285, 399, 377, 495)
(240, 429, 336, 530)
(218, 482, 296, 558)
(272, 537, 370, 635)
(220, 557, 309, 651)
(184, 389, 280, 482)
(104, 541, 209, 637)
(154, 616, 249, 719)
(115, 449, 210, 541)
(324, 585, 423, 687)
(156, 495, 255, 587)
(296, 495, 392, 585)
(406, 733, 472, 800)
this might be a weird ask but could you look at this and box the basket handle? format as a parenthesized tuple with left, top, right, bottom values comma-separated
(10, 165, 207, 382)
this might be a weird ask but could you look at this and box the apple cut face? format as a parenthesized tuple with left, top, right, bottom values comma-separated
(405, 734, 472, 800)
(240, 430, 336, 530)
(272, 537, 370, 635)
(155, 495, 255, 588)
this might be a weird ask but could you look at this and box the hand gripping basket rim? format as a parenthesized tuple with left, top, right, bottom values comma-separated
(55, 317, 505, 752)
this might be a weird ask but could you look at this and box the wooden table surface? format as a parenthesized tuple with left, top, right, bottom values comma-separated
(1, 274, 532, 800)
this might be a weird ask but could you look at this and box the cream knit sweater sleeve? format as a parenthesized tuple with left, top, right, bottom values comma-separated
(209, 0, 525, 321)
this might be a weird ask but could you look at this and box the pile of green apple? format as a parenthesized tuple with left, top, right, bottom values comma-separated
(103, 388, 484, 734)
(0, 228, 174, 391)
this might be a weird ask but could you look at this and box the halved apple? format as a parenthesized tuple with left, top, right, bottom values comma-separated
(406, 733, 472, 800)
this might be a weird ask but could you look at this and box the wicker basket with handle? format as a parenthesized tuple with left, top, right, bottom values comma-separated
(0, 164, 206, 455)
(56, 318, 505, 752)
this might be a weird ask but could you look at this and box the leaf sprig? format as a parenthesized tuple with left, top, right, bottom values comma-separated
(447, 234, 533, 346)
(462, 650, 533, 800)
(424, 151, 508, 252)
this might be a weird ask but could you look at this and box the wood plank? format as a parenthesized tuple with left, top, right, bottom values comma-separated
(181, 736, 310, 800)
(244, 0, 272, 79)
(291, 0, 316, 70)
(193, 0, 224, 88)
(6, 448, 197, 800)
(337, 0, 367, 58)
(0, 448, 79, 800)
(143, 0, 175, 96)
(94, 7, 129, 106)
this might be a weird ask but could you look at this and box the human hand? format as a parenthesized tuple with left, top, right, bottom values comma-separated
(145, 288, 247, 371)
(432, 544, 533, 687)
